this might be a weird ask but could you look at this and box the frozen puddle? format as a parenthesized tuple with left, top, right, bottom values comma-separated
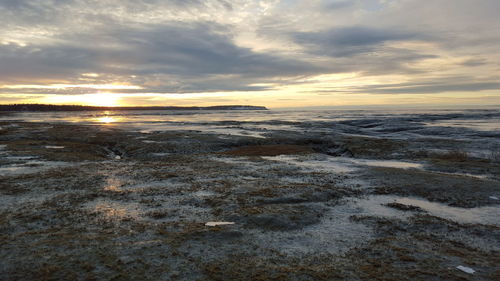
(259, 202, 375, 255)
(0, 160, 72, 176)
(136, 124, 268, 138)
(271, 194, 500, 255)
(349, 158, 422, 169)
(262, 155, 357, 173)
(354, 195, 500, 226)
(263, 155, 422, 173)
(150, 152, 171, 157)
(142, 140, 161, 144)
(426, 118, 500, 131)
(193, 190, 216, 197)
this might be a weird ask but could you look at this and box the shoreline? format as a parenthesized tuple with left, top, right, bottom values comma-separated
(1, 116, 499, 280)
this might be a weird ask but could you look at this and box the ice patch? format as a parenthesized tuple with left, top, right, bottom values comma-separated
(349, 158, 423, 169)
(260, 202, 374, 255)
(263, 155, 422, 174)
(193, 190, 216, 197)
(150, 153, 170, 157)
(262, 155, 357, 173)
(137, 124, 268, 138)
(435, 171, 489, 180)
(4, 156, 38, 160)
(427, 118, 500, 131)
(205, 222, 235, 226)
(354, 195, 500, 226)
(0, 160, 72, 176)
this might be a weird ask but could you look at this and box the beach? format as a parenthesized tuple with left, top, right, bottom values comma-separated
(1, 109, 499, 280)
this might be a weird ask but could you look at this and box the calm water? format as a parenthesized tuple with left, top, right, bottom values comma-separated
(2, 108, 500, 137)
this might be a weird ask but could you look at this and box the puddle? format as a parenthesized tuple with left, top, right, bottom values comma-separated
(136, 124, 268, 138)
(4, 156, 38, 160)
(0, 160, 71, 176)
(395, 197, 500, 226)
(263, 155, 422, 174)
(205, 222, 235, 226)
(434, 171, 489, 180)
(349, 158, 423, 169)
(142, 140, 161, 144)
(426, 118, 500, 131)
(354, 195, 500, 226)
(45, 146, 65, 149)
(262, 155, 357, 173)
(270, 194, 500, 255)
(150, 153, 171, 157)
(260, 202, 375, 255)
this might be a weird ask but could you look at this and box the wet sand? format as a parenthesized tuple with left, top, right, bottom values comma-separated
(0, 119, 499, 280)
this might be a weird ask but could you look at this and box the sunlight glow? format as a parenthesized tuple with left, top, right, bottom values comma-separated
(40, 93, 121, 107)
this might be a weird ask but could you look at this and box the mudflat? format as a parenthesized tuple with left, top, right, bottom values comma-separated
(0, 112, 499, 280)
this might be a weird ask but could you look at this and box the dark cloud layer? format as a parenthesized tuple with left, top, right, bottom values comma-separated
(292, 26, 419, 57)
(0, 21, 323, 92)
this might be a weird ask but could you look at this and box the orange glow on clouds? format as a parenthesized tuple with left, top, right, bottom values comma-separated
(40, 93, 121, 107)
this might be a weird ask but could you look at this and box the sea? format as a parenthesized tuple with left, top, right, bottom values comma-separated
(1, 108, 499, 138)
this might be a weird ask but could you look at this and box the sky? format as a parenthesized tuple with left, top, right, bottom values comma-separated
(1, 0, 499, 108)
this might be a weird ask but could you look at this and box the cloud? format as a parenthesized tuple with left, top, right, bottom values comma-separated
(364, 82, 500, 95)
(292, 26, 420, 57)
(0, 0, 499, 104)
(320, 1, 355, 11)
(0, 21, 323, 93)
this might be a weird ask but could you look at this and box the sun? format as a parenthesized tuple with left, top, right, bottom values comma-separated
(86, 93, 120, 107)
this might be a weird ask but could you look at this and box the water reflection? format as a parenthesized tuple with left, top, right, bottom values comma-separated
(86, 199, 140, 220)
(94, 111, 121, 124)
(96, 116, 117, 123)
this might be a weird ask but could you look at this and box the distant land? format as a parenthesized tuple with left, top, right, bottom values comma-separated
(0, 104, 268, 112)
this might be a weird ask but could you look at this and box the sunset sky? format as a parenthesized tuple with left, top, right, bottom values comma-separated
(1, 0, 499, 108)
